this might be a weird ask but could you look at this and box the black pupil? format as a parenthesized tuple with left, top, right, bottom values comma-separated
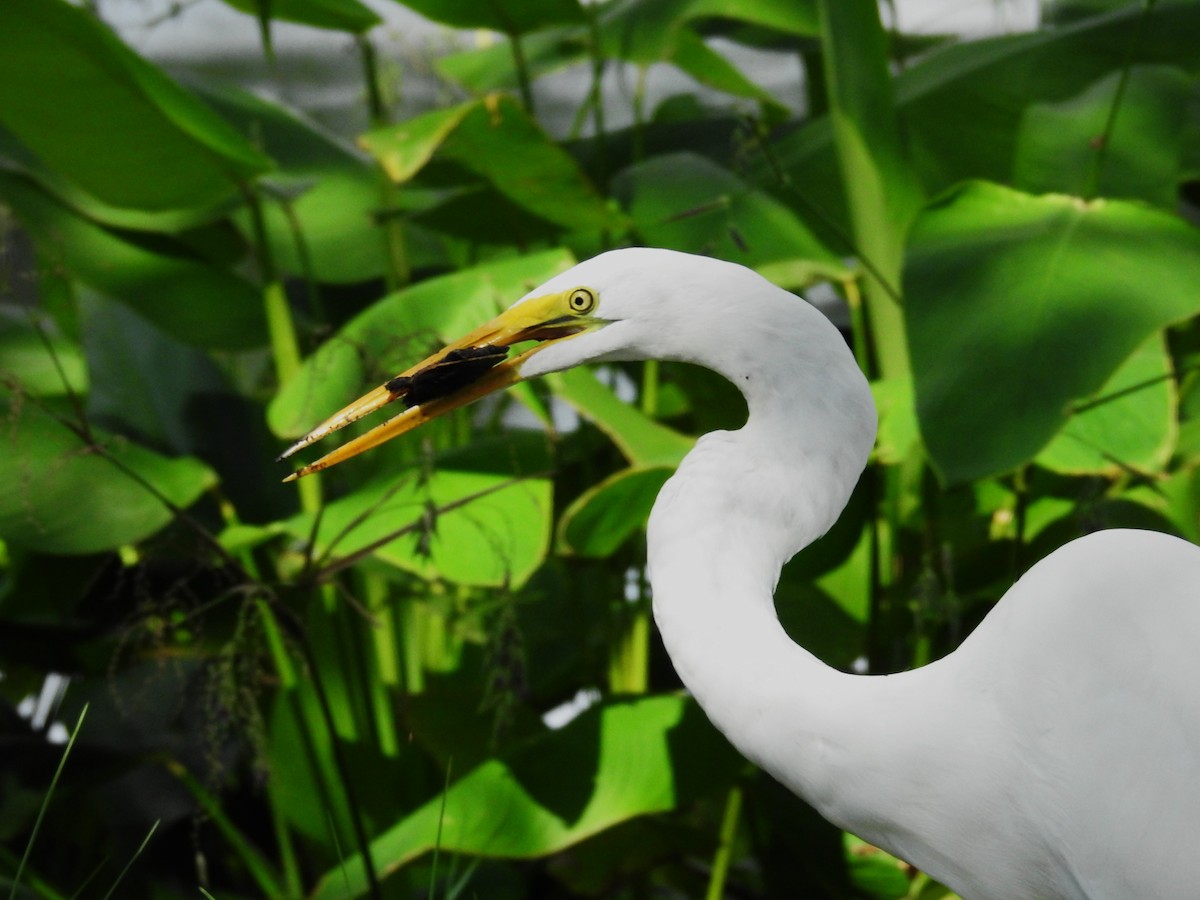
(574, 292, 588, 308)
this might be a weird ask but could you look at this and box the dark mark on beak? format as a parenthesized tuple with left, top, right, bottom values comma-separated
(387, 344, 510, 408)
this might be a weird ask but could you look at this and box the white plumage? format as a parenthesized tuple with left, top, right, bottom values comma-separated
(287, 248, 1200, 899)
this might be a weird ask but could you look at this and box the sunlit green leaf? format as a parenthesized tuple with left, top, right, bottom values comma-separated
(0, 0, 271, 212)
(906, 180, 1200, 483)
(0, 390, 216, 553)
(1036, 335, 1175, 475)
(310, 695, 741, 899)
(559, 467, 673, 556)
(547, 370, 693, 468)
(285, 468, 552, 587)
(0, 170, 267, 350)
(361, 96, 618, 232)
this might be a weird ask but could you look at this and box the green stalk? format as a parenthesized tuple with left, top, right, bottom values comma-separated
(358, 35, 410, 289)
(242, 183, 321, 513)
(508, 31, 536, 114)
(10, 705, 87, 900)
(704, 786, 743, 900)
(99, 820, 159, 900)
(1084, 0, 1158, 199)
(295, 630, 385, 899)
(365, 572, 400, 757)
(816, 0, 922, 380)
(166, 762, 286, 898)
(400, 598, 427, 694)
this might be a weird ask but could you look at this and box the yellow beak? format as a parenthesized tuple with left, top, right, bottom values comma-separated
(279, 290, 595, 481)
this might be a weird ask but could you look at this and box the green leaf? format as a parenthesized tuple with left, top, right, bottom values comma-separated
(612, 152, 839, 271)
(559, 467, 673, 556)
(437, 0, 816, 96)
(285, 468, 552, 588)
(764, 3, 1200, 252)
(0, 390, 216, 554)
(309, 695, 741, 899)
(898, 3, 1200, 193)
(905, 181, 1200, 484)
(200, 84, 391, 283)
(0, 0, 271, 212)
(547, 370, 693, 468)
(437, 30, 588, 94)
(0, 170, 266, 351)
(1036, 335, 1176, 476)
(269, 250, 575, 438)
(219, 0, 381, 32)
(1013, 65, 1197, 209)
(361, 97, 618, 232)
(0, 309, 88, 398)
(599, 0, 815, 65)
(393, 0, 584, 34)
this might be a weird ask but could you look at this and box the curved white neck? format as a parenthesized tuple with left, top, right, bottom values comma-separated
(645, 299, 945, 847)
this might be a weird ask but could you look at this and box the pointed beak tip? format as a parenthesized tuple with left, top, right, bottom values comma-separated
(282, 472, 299, 484)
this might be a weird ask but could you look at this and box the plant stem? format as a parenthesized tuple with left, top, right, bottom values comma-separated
(1084, 0, 1157, 198)
(10, 706, 87, 900)
(358, 35, 411, 289)
(509, 31, 536, 114)
(241, 182, 321, 513)
(166, 761, 286, 898)
(705, 786, 743, 900)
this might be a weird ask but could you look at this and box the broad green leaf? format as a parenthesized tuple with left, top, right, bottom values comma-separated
(0, 170, 267, 351)
(897, 3, 1200, 194)
(816, 0, 922, 378)
(393, 0, 584, 34)
(269, 250, 574, 437)
(1036, 335, 1175, 476)
(362, 97, 618, 232)
(0, 309, 88, 397)
(764, 3, 1200, 252)
(667, 28, 783, 109)
(220, 0, 381, 32)
(437, 30, 588, 95)
(358, 103, 477, 184)
(310, 695, 741, 899)
(0, 390, 216, 554)
(612, 152, 839, 271)
(200, 85, 392, 283)
(438, 0, 816, 96)
(599, 0, 814, 65)
(1013, 66, 1197, 208)
(285, 468, 552, 587)
(0, 0, 271, 212)
(906, 181, 1200, 484)
(547, 370, 693, 468)
(559, 467, 673, 556)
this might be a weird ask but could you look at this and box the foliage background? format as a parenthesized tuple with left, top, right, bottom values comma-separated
(1, 0, 1199, 897)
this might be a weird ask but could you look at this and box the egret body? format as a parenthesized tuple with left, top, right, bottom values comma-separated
(283, 248, 1200, 899)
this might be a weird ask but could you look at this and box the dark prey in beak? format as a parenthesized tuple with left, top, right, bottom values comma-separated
(387, 344, 509, 408)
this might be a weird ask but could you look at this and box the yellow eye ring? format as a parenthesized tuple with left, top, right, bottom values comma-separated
(569, 288, 596, 314)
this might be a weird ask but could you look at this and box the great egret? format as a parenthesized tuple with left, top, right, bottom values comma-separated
(281, 248, 1200, 899)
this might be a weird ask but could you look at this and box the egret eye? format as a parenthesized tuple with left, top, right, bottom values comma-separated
(568, 288, 596, 314)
